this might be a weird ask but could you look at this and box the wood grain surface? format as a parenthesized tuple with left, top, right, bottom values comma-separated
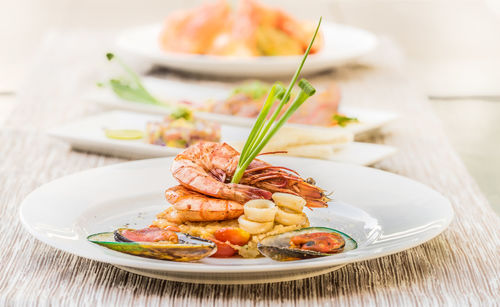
(0, 33, 498, 306)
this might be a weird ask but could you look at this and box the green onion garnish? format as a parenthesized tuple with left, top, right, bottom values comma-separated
(231, 17, 322, 184)
(104, 53, 192, 120)
(332, 114, 359, 127)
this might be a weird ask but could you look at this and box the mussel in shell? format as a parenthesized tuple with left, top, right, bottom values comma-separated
(87, 227, 217, 262)
(257, 227, 357, 261)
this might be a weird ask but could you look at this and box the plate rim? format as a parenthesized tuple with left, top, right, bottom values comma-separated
(19, 157, 454, 273)
(114, 264, 346, 284)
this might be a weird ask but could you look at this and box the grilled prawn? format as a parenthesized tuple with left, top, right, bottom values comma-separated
(164, 185, 244, 223)
(170, 142, 329, 209)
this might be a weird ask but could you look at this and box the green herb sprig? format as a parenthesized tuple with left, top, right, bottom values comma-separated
(231, 17, 322, 184)
(332, 114, 358, 127)
(103, 53, 191, 120)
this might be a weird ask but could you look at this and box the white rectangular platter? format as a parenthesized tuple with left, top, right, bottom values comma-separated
(48, 111, 397, 166)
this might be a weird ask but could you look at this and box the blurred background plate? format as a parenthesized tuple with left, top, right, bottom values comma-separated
(115, 21, 378, 76)
(87, 78, 398, 136)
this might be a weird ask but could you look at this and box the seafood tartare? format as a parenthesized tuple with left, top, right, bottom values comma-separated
(146, 117, 221, 148)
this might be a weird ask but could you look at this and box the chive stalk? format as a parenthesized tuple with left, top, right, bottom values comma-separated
(238, 83, 285, 166)
(105, 53, 192, 120)
(231, 17, 322, 184)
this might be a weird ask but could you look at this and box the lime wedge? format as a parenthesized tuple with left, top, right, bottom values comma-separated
(105, 129, 144, 140)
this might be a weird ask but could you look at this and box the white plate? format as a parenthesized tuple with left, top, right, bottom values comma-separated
(116, 21, 378, 76)
(20, 156, 453, 284)
(88, 78, 399, 136)
(48, 111, 397, 165)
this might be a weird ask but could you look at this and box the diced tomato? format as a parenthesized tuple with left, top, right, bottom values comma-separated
(214, 227, 250, 246)
(209, 238, 237, 258)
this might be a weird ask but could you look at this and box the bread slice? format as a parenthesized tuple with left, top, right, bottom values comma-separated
(265, 125, 352, 149)
(231, 125, 353, 159)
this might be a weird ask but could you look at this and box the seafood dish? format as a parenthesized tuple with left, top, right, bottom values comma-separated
(159, 0, 323, 57)
(146, 116, 220, 148)
(208, 81, 358, 128)
(150, 141, 355, 259)
(89, 20, 357, 262)
(104, 115, 221, 149)
(89, 142, 357, 261)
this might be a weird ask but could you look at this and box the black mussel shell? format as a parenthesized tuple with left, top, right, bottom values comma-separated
(257, 227, 357, 261)
(88, 228, 216, 262)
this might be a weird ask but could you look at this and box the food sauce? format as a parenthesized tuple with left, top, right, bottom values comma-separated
(289, 232, 344, 253)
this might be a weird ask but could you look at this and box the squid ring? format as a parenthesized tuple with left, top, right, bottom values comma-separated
(275, 207, 306, 226)
(238, 215, 274, 234)
(272, 193, 306, 213)
(244, 199, 277, 222)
